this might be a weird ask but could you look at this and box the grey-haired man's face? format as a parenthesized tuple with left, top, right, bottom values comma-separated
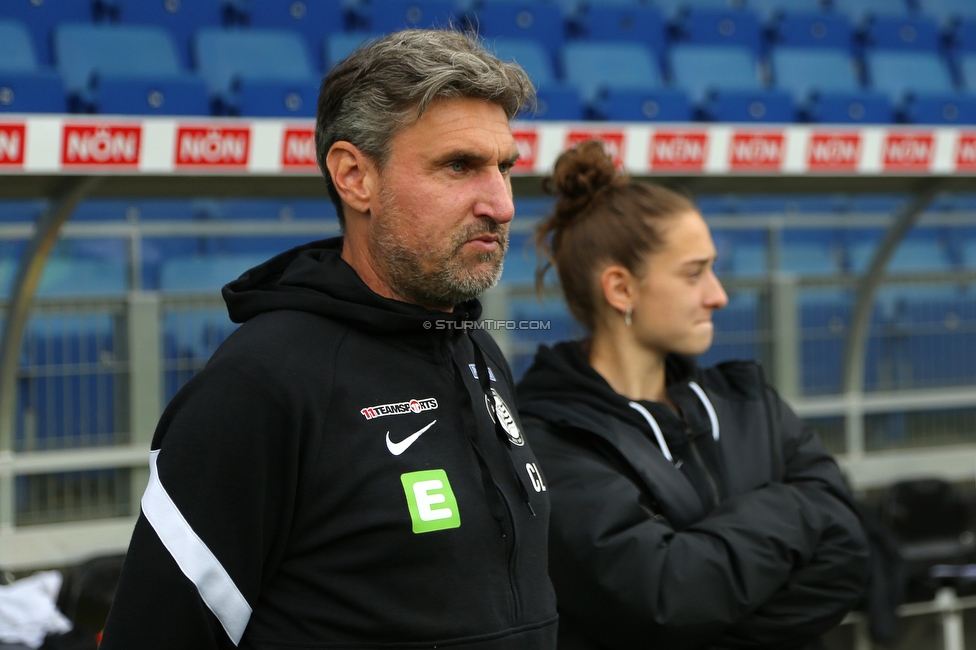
(364, 97, 518, 309)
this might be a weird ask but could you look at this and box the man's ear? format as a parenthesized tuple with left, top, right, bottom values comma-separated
(326, 141, 376, 214)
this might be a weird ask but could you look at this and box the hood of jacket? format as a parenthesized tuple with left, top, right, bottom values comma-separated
(221, 237, 483, 336)
(516, 340, 700, 431)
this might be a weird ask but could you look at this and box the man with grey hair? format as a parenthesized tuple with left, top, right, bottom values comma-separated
(101, 29, 558, 649)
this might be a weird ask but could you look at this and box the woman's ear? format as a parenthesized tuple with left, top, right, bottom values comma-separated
(599, 264, 636, 315)
(326, 141, 376, 214)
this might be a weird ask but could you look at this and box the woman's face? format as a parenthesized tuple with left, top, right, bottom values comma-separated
(631, 210, 728, 357)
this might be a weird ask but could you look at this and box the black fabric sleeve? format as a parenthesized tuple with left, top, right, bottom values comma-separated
(532, 419, 832, 650)
(100, 352, 305, 650)
(716, 389, 870, 649)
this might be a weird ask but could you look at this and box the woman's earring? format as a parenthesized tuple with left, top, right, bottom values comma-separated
(624, 308, 632, 327)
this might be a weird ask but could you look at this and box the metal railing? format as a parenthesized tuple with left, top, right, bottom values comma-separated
(0, 207, 974, 569)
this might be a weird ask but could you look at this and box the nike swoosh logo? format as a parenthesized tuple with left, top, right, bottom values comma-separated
(386, 420, 436, 456)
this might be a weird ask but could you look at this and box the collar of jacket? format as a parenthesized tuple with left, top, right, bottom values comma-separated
(221, 237, 484, 347)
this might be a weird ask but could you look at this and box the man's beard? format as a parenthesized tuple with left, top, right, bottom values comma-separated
(369, 189, 509, 309)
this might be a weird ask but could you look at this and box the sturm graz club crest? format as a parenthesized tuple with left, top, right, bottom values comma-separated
(490, 389, 524, 446)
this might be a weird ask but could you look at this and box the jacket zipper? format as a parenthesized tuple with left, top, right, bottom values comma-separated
(500, 490, 521, 623)
(685, 424, 721, 508)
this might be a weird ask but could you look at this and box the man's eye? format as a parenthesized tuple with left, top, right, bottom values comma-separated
(450, 161, 465, 172)
(499, 162, 513, 174)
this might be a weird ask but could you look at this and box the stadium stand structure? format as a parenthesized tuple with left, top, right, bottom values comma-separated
(4, 11, 976, 637)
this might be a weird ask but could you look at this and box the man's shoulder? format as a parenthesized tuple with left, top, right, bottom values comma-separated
(211, 309, 350, 374)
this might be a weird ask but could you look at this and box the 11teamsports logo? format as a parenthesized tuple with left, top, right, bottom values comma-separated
(361, 398, 438, 420)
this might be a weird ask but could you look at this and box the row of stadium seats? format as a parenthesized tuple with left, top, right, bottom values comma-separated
(1, 229, 975, 298)
(6, 1, 976, 121)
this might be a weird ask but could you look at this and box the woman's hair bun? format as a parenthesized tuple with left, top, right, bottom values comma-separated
(544, 139, 623, 202)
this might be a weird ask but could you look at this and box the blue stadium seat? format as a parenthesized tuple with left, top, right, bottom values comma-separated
(953, 19, 976, 52)
(37, 257, 128, 296)
(671, 42, 791, 119)
(159, 254, 270, 293)
(706, 89, 795, 121)
(561, 41, 663, 104)
(243, 0, 346, 57)
(0, 201, 44, 223)
(324, 32, 382, 69)
(470, 1, 566, 56)
(54, 23, 208, 114)
(770, 12, 854, 50)
(830, 0, 912, 25)
(780, 232, 844, 275)
(669, 44, 759, 103)
(962, 236, 976, 268)
(865, 50, 956, 104)
(676, 8, 764, 55)
(799, 291, 850, 394)
(20, 314, 118, 445)
(653, 0, 743, 21)
(490, 38, 583, 119)
(592, 88, 692, 121)
(889, 238, 952, 272)
(115, 0, 233, 68)
(902, 93, 976, 124)
(237, 79, 319, 117)
(897, 296, 976, 387)
(772, 47, 860, 100)
(770, 46, 892, 122)
(919, 0, 976, 28)
(572, 4, 666, 56)
(864, 16, 942, 52)
(359, 0, 458, 32)
(0, 72, 66, 113)
(500, 233, 536, 284)
(809, 92, 893, 122)
(748, 0, 826, 22)
(698, 292, 761, 366)
(490, 37, 557, 87)
(194, 28, 320, 115)
(0, 0, 95, 66)
(95, 77, 210, 115)
(0, 19, 42, 73)
(0, 19, 66, 113)
(529, 87, 585, 119)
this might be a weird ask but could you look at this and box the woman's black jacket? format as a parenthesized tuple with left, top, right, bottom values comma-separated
(516, 342, 870, 650)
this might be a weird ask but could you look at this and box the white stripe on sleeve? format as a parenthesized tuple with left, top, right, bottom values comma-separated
(142, 449, 252, 645)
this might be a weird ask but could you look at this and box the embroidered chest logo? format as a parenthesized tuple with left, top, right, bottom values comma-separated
(490, 389, 524, 447)
(361, 397, 438, 420)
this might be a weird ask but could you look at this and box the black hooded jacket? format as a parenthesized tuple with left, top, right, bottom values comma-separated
(102, 238, 558, 650)
(516, 341, 869, 650)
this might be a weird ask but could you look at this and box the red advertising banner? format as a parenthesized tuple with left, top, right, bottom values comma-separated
(281, 127, 317, 170)
(176, 126, 250, 168)
(566, 130, 625, 167)
(729, 131, 785, 170)
(649, 131, 708, 171)
(883, 132, 934, 171)
(0, 123, 25, 166)
(807, 132, 861, 171)
(512, 129, 538, 172)
(61, 124, 141, 167)
(956, 133, 976, 170)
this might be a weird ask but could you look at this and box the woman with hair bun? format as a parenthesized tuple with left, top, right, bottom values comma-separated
(517, 140, 869, 650)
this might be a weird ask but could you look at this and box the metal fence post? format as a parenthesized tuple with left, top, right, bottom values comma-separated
(770, 272, 799, 400)
(481, 285, 512, 360)
(126, 291, 161, 515)
(936, 586, 965, 650)
(0, 177, 101, 530)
